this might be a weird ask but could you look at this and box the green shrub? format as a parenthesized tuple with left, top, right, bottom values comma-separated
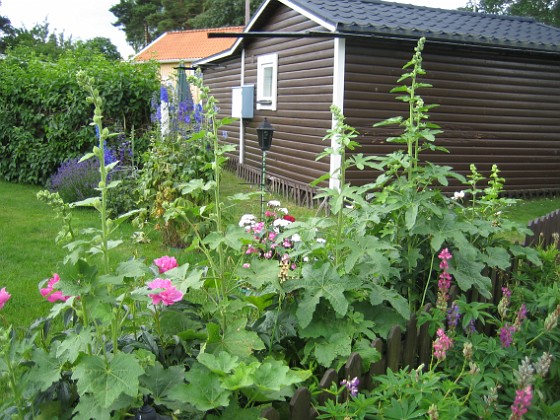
(0, 47, 159, 185)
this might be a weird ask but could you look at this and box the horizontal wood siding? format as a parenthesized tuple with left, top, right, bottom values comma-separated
(203, 3, 334, 186)
(344, 39, 560, 194)
(202, 60, 242, 150)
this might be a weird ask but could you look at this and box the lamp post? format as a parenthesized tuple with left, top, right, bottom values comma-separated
(256, 118, 274, 220)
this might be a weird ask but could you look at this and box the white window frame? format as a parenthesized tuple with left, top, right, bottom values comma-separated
(256, 53, 278, 111)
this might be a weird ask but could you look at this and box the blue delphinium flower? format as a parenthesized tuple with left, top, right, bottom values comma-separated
(160, 85, 169, 103)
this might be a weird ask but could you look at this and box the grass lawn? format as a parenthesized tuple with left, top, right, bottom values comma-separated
(0, 174, 316, 329)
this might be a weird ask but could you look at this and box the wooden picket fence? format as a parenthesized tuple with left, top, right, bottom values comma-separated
(524, 209, 560, 249)
(259, 268, 513, 420)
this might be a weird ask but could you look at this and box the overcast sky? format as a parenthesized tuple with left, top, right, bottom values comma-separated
(1, 0, 470, 60)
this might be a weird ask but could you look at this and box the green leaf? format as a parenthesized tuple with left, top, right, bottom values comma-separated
(116, 259, 149, 278)
(284, 263, 348, 328)
(405, 203, 419, 230)
(55, 328, 95, 364)
(483, 246, 511, 270)
(79, 152, 96, 162)
(164, 263, 204, 292)
(369, 284, 411, 320)
(198, 352, 239, 375)
(237, 259, 282, 290)
(448, 253, 491, 298)
(313, 333, 352, 367)
(202, 231, 226, 250)
(139, 362, 185, 405)
(28, 348, 63, 391)
(170, 364, 231, 411)
(373, 116, 403, 127)
(72, 197, 101, 209)
(221, 362, 258, 390)
(204, 319, 265, 360)
(73, 353, 144, 408)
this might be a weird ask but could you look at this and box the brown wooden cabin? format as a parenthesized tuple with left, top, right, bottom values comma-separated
(196, 0, 560, 200)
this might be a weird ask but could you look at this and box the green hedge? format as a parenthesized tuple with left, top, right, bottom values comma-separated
(0, 47, 159, 185)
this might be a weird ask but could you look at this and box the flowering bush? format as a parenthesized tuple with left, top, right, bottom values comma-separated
(48, 156, 100, 203)
(0, 287, 10, 310)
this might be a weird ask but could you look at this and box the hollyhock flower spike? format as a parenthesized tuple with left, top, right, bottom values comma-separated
(0, 287, 11, 309)
(147, 278, 184, 306)
(154, 256, 178, 274)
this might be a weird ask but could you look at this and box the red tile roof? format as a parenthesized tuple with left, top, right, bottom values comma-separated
(134, 26, 244, 62)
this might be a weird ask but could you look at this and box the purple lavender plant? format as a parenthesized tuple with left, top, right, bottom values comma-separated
(49, 157, 100, 203)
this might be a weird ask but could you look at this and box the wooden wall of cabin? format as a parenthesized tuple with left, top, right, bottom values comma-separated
(204, 3, 335, 188)
(344, 38, 560, 195)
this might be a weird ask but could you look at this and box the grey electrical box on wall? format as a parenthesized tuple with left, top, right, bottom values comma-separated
(231, 85, 254, 119)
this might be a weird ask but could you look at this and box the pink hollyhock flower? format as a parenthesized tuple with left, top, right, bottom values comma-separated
(153, 256, 178, 274)
(147, 278, 184, 306)
(0, 287, 11, 309)
(40, 273, 71, 302)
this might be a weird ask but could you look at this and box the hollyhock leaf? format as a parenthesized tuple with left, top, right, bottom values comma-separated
(483, 247, 511, 270)
(205, 320, 265, 360)
(116, 259, 150, 278)
(448, 253, 491, 299)
(287, 263, 347, 328)
(29, 348, 64, 391)
(56, 328, 95, 364)
(72, 197, 101, 209)
(202, 232, 226, 250)
(224, 225, 253, 251)
(405, 203, 419, 230)
(221, 362, 258, 390)
(207, 403, 264, 420)
(198, 352, 240, 375)
(73, 353, 144, 408)
(313, 333, 352, 368)
(139, 362, 185, 404)
(369, 284, 411, 321)
(237, 259, 281, 290)
(171, 364, 231, 411)
(72, 392, 111, 420)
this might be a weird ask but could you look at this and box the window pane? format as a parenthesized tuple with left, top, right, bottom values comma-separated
(263, 66, 273, 97)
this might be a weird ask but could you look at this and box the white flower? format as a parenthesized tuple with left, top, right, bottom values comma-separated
(267, 200, 281, 207)
(291, 233, 302, 242)
(278, 207, 289, 214)
(239, 214, 256, 227)
(273, 218, 291, 228)
(452, 190, 465, 200)
(316, 238, 326, 244)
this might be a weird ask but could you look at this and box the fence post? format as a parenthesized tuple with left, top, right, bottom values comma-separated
(386, 325, 402, 372)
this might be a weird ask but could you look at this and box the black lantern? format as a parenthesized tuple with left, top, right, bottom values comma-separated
(256, 118, 274, 151)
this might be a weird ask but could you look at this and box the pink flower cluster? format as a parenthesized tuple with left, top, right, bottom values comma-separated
(437, 248, 453, 311)
(154, 256, 178, 274)
(510, 385, 533, 420)
(239, 201, 299, 270)
(0, 287, 11, 309)
(40, 274, 71, 303)
(499, 323, 516, 348)
(433, 328, 454, 361)
(147, 278, 183, 306)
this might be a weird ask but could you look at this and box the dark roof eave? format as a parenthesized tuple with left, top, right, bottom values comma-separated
(337, 24, 560, 56)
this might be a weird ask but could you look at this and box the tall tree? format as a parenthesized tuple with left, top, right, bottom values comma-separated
(110, 0, 163, 52)
(0, 1, 15, 52)
(467, 0, 560, 27)
(77, 37, 122, 60)
(189, 0, 258, 28)
(157, 0, 202, 32)
(2, 21, 74, 58)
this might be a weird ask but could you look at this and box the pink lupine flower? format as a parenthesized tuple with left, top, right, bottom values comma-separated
(436, 248, 454, 311)
(510, 385, 533, 420)
(514, 304, 527, 329)
(433, 328, 453, 361)
(40, 273, 71, 302)
(153, 256, 178, 274)
(499, 323, 516, 348)
(0, 287, 11, 309)
(438, 248, 452, 269)
(147, 278, 184, 306)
